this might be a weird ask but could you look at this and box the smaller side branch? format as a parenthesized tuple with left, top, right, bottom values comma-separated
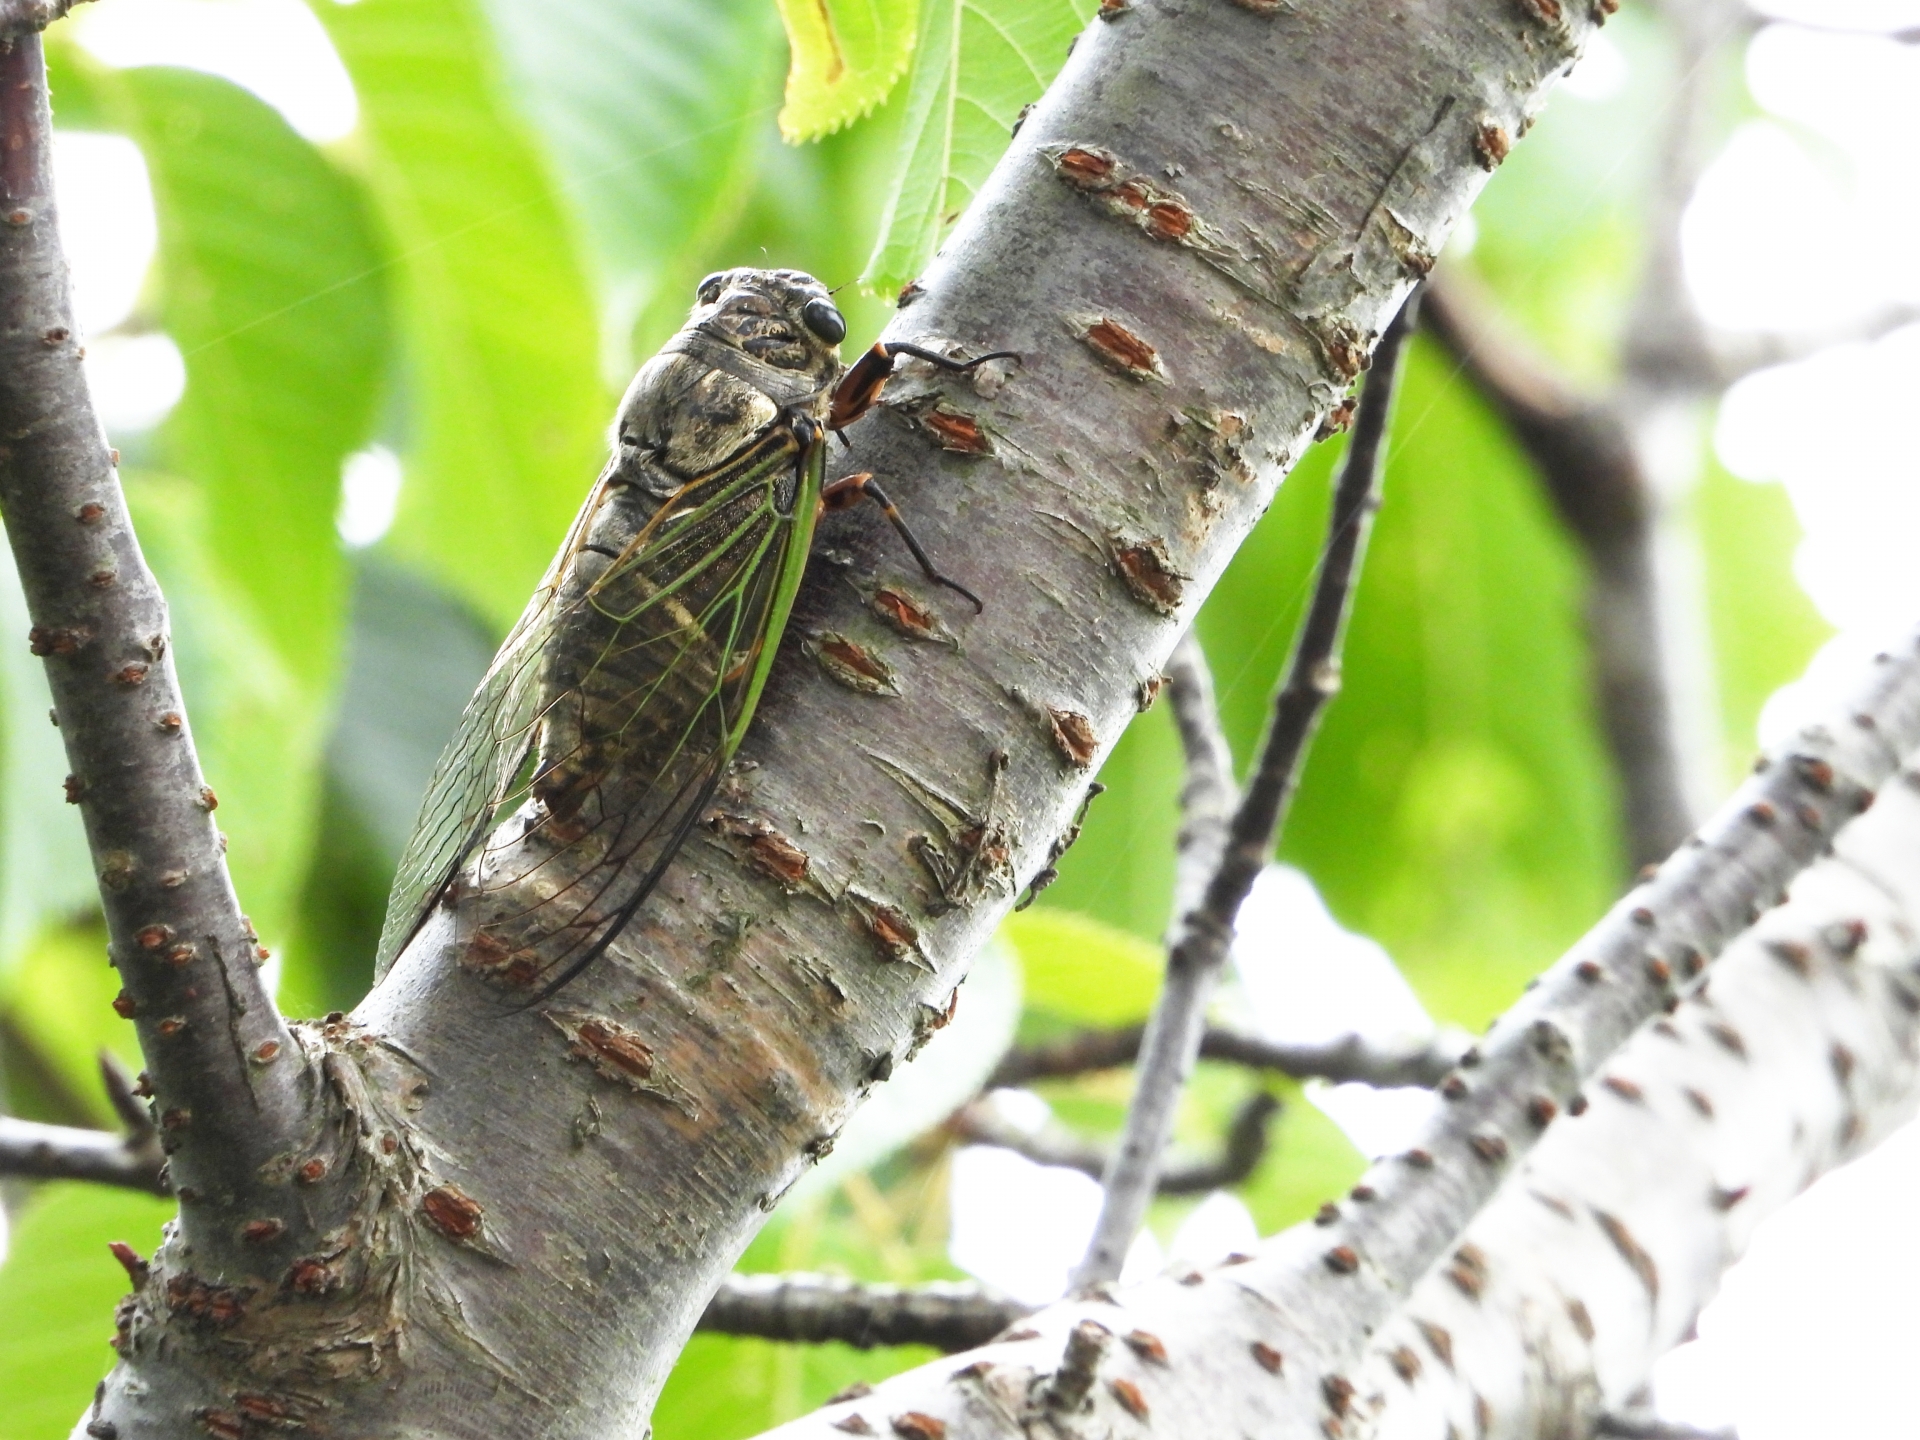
(0, 1116, 167, 1195)
(0, 37, 310, 1266)
(988, 1024, 1460, 1090)
(698, 1273, 1034, 1353)
(952, 1091, 1281, 1196)
(1071, 291, 1422, 1288)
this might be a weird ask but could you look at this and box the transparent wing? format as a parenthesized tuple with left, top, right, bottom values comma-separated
(377, 426, 812, 993)
(373, 477, 607, 978)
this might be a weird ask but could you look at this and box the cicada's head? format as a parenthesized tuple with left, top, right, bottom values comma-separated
(688, 267, 846, 390)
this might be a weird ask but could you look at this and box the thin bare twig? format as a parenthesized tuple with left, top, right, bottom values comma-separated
(988, 1023, 1461, 1090)
(1163, 632, 1237, 929)
(697, 1273, 1033, 1353)
(1071, 290, 1423, 1288)
(0, 36, 308, 1266)
(1597, 1418, 1738, 1440)
(0, 1116, 166, 1194)
(953, 1091, 1281, 1195)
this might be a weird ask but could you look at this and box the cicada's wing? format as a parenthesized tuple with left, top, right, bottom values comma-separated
(372, 477, 611, 979)
(451, 423, 818, 1001)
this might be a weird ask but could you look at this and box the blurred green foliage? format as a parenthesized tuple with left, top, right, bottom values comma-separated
(0, 0, 1829, 1433)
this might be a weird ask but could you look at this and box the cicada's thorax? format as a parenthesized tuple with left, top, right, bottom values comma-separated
(529, 269, 846, 842)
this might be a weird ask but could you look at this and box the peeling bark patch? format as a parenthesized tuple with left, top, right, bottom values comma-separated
(1251, 1341, 1285, 1374)
(1592, 1208, 1659, 1300)
(852, 893, 921, 963)
(420, 1185, 485, 1243)
(869, 586, 957, 646)
(1519, 0, 1562, 20)
(1473, 121, 1511, 170)
(807, 633, 901, 696)
(1704, 1020, 1748, 1058)
(1315, 396, 1356, 441)
(1468, 1131, 1509, 1164)
(461, 931, 538, 990)
(833, 1418, 875, 1437)
(547, 1011, 697, 1115)
(1414, 1318, 1454, 1368)
(1123, 1329, 1167, 1363)
(1567, 1297, 1595, 1341)
(1323, 1245, 1359, 1274)
(165, 1272, 252, 1329)
(1446, 1245, 1487, 1299)
(1109, 1378, 1149, 1419)
(891, 1415, 945, 1440)
(1071, 314, 1167, 381)
(1601, 1074, 1643, 1103)
(1388, 1345, 1421, 1381)
(913, 403, 991, 454)
(711, 812, 813, 890)
(1321, 1374, 1355, 1416)
(1112, 537, 1187, 614)
(1043, 144, 1229, 257)
(1047, 707, 1098, 768)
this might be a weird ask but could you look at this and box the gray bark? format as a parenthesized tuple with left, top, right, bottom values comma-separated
(746, 630, 1920, 1440)
(48, 0, 1625, 1432)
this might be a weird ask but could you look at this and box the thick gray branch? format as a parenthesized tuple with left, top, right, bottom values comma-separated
(988, 1024, 1461, 1091)
(699, 1274, 1033, 1353)
(749, 629, 1920, 1440)
(1075, 297, 1417, 1286)
(0, 36, 310, 1271)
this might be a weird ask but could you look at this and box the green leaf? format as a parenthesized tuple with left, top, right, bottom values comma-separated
(1695, 461, 1829, 787)
(116, 66, 388, 690)
(316, 0, 610, 633)
(1197, 338, 1621, 1028)
(998, 908, 1160, 1031)
(0, 551, 95, 977)
(1237, 1082, 1367, 1234)
(0, 1183, 175, 1440)
(475, 0, 787, 367)
(123, 472, 325, 962)
(0, 923, 127, 1128)
(99, 66, 390, 954)
(654, 1333, 935, 1440)
(775, 0, 920, 142)
(862, 0, 1093, 291)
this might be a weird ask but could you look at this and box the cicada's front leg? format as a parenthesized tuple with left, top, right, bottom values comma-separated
(821, 471, 983, 612)
(827, 340, 1019, 441)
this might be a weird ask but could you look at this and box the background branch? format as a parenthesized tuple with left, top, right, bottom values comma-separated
(987, 1024, 1461, 1091)
(0, 1115, 165, 1194)
(698, 1274, 1032, 1354)
(952, 1091, 1281, 1196)
(1072, 292, 1420, 1288)
(752, 628, 1920, 1440)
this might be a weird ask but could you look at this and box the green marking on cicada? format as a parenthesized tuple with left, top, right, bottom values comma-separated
(375, 269, 1017, 1001)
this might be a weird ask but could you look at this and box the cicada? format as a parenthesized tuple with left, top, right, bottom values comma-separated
(375, 268, 1012, 999)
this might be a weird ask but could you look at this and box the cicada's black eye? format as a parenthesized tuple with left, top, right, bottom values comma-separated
(696, 272, 727, 305)
(801, 297, 846, 345)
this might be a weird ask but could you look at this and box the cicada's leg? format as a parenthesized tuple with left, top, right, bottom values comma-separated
(828, 341, 1020, 438)
(821, 472, 983, 612)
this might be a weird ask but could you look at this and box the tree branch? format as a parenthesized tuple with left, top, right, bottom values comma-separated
(988, 1024, 1461, 1091)
(698, 1273, 1033, 1354)
(0, 1115, 166, 1194)
(953, 1090, 1281, 1196)
(0, 35, 315, 1274)
(750, 628, 1920, 1440)
(1073, 292, 1419, 1288)
(1163, 632, 1237, 929)
(1422, 268, 1691, 870)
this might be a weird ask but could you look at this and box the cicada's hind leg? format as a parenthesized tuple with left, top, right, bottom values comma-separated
(821, 472, 983, 612)
(828, 341, 1019, 438)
